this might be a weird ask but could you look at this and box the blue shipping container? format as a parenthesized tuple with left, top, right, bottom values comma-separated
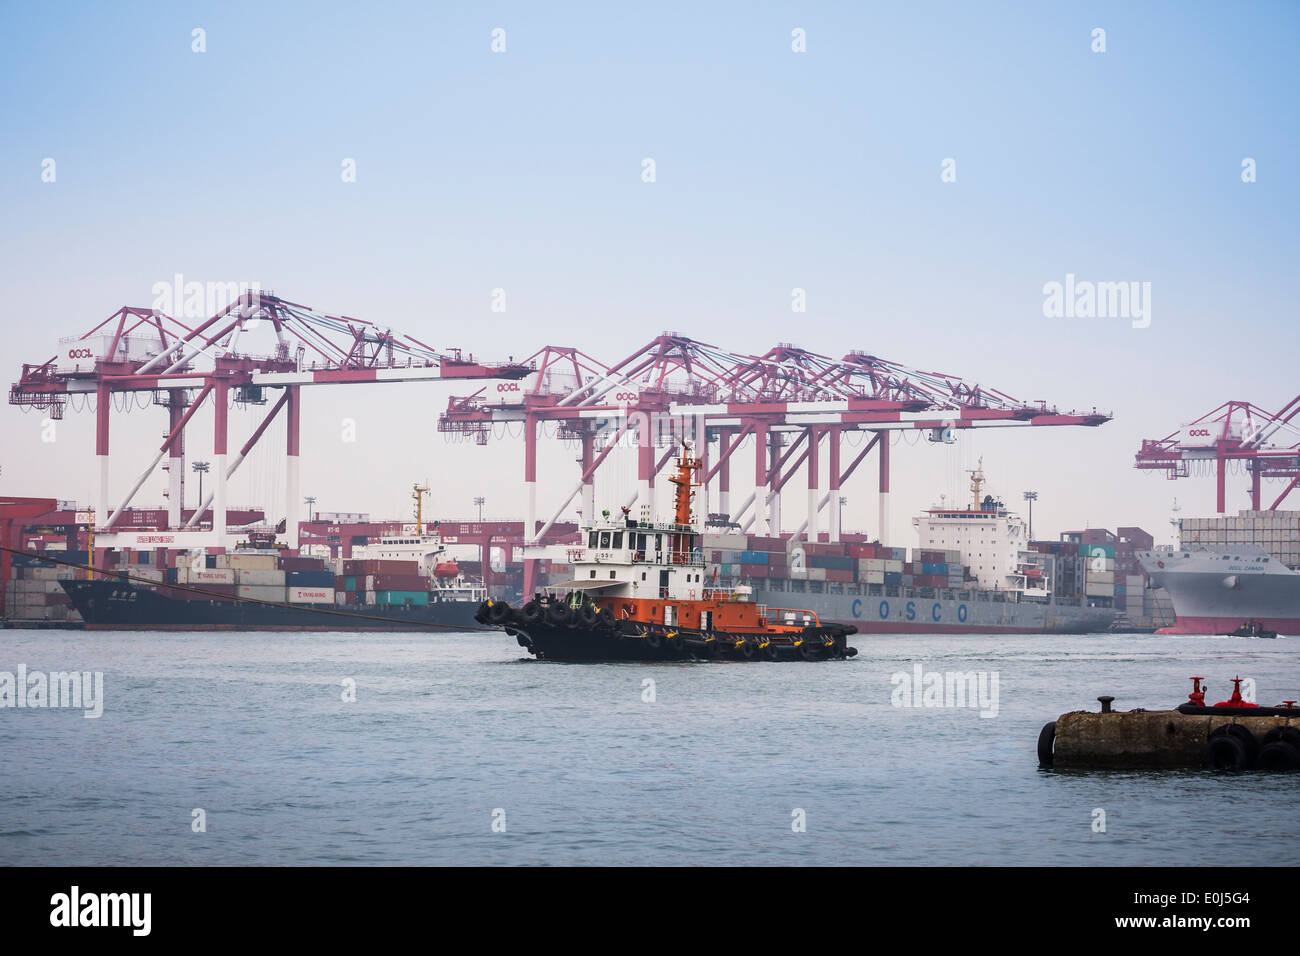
(288, 570, 335, 586)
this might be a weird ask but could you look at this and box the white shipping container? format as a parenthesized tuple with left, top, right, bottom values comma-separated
(237, 585, 287, 602)
(885, 560, 904, 572)
(237, 569, 286, 586)
(179, 567, 236, 585)
(228, 554, 279, 571)
(288, 587, 335, 604)
(29, 567, 75, 581)
(864, 571, 885, 584)
(1086, 583, 1115, 596)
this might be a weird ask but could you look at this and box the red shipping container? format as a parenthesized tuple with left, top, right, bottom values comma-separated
(343, 559, 420, 576)
(825, 568, 854, 583)
(370, 574, 430, 591)
(739, 564, 768, 579)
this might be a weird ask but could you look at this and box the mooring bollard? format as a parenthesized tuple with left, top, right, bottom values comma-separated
(1098, 695, 1115, 714)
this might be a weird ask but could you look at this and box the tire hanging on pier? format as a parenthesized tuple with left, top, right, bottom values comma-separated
(1037, 721, 1056, 767)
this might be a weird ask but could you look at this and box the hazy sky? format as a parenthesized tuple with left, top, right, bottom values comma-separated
(2, 1, 1297, 550)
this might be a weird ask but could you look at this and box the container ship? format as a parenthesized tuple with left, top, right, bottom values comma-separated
(57, 527, 486, 631)
(1136, 509, 1300, 636)
(12, 484, 487, 631)
(700, 464, 1118, 635)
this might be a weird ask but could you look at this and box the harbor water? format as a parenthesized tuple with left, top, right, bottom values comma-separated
(1, 629, 1297, 866)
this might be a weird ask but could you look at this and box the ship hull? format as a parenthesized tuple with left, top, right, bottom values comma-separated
(61, 580, 482, 632)
(479, 603, 858, 662)
(1137, 550, 1300, 636)
(748, 585, 1116, 634)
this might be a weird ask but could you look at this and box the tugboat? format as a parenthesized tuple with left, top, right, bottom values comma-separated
(1225, 619, 1278, 639)
(475, 442, 858, 662)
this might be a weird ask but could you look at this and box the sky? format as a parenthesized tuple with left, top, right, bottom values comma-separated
(1, 0, 1297, 550)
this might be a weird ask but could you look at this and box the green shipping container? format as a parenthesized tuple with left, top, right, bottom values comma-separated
(376, 590, 429, 606)
(345, 576, 357, 591)
(1078, 544, 1115, 558)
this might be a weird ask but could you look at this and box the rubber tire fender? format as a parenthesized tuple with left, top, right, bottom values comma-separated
(596, 607, 615, 630)
(520, 601, 543, 625)
(1256, 739, 1300, 772)
(1202, 733, 1250, 772)
(546, 603, 572, 626)
(799, 643, 821, 662)
(736, 641, 756, 660)
(1262, 726, 1300, 750)
(1209, 724, 1259, 764)
(644, 631, 663, 650)
(1037, 721, 1057, 767)
(763, 644, 781, 662)
(576, 604, 599, 628)
(487, 602, 512, 625)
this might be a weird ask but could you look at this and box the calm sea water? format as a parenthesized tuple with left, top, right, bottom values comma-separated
(1, 629, 1297, 866)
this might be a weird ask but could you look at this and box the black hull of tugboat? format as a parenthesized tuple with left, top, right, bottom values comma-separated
(477, 601, 858, 662)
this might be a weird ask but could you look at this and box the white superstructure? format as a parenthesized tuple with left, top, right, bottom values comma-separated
(911, 460, 1042, 594)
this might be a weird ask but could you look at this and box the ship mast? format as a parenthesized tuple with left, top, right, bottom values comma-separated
(667, 441, 701, 564)
(968, 457, 986, 511)
(412, 482, 430, 535)
(667, 441, 701, 527)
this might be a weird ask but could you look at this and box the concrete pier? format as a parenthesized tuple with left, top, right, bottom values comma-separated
(1051, 710, 1299, 769)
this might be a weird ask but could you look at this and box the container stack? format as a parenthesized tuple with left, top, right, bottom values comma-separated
(1179, 510, 1300, 569)
(3, 558, 87, 623)
(699, 533, 975, 592)
(1081, 543, 1116, 598)
(336, 559, 427, 607)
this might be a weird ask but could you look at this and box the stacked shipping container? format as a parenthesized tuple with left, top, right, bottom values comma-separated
(1178, 510, 1300, 569)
